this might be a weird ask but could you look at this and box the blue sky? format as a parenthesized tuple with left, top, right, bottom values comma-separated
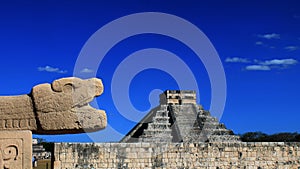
(0, 0, 299, 142)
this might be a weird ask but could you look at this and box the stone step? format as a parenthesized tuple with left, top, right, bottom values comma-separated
(143, 129, 172, 132)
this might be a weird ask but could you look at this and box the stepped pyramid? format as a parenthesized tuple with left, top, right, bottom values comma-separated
(121, 90, 240, 143)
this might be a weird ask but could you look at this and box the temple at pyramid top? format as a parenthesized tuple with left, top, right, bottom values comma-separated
(159, 90, 197, 105)
(120, 90, 240, 143)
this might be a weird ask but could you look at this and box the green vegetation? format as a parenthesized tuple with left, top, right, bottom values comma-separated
(239, 132, 300, 142)
(33, 137, 54, 152)
(41, 142, 54, 152)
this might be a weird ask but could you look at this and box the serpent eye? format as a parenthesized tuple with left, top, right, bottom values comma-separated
(63, 83, 75, 93)
(51, 77, 81, 92)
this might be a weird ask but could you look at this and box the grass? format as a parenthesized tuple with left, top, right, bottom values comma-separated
(34, 159, 51, 169)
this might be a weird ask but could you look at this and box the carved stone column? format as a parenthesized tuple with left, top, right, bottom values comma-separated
(0, 131, 32, 169)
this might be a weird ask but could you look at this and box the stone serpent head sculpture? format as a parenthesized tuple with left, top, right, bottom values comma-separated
(0, 77, 107, 134)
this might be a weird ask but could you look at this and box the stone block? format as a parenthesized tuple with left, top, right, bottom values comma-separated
(0, 130, 32, 169)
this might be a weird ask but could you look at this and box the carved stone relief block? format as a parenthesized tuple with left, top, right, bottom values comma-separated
(0, 131, 31, 169)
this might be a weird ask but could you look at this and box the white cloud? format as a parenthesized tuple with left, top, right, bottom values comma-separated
(284, 46, 299, 51)
(38, 66, 67, 74)
(262, 59, 298, 65)
(245, 65, 271, 71)
(257, 33, 280, 39)
(226, 57, 298, 71)
(225, 57, 250, 63)
(80, 68, 94, 73)
(255, 41, 263, 45)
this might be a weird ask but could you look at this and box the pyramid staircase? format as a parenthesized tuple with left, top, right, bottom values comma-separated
(139, 105, 173, 142)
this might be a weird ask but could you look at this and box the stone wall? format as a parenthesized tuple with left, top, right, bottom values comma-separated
(54, 142, 300, 169)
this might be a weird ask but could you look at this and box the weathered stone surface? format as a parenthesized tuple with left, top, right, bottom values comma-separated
(0, 77, 107, 134)
(0, 130, 32, 169)
(0, 95, 37, 131)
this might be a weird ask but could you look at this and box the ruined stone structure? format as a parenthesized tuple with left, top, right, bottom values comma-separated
(54, 142, 300, 169)
(121, 90, 240, 143)
(32, 139, 51, 160)
(0, 77, 107, 169)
